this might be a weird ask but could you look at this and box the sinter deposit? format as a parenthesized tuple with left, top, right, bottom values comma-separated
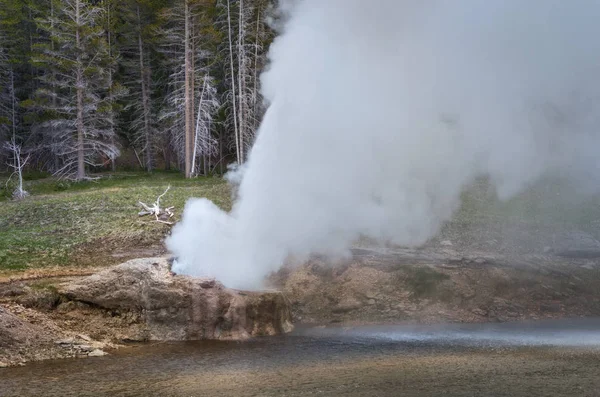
(60, 258, 293, 341)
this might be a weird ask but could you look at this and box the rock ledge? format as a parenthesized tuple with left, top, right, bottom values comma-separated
(59, 258, 293, 341)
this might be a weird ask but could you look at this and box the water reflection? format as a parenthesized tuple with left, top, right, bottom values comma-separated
(1, 318, 600, 397)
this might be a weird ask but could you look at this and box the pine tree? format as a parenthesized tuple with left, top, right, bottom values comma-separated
(0, 43, 12, 142)
(0, 0, 34, 147)
(101, 0, 127, 172)
(157, 0, 219, 177)
(116, 0, 164, 173)
(0, 0, 274, 176)
(32, 0, 120, 180)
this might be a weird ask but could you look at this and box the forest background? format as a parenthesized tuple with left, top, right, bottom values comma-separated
(0, 0, 274, 186)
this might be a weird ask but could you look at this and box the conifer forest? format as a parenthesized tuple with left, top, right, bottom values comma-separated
(0, 0, 274, 182)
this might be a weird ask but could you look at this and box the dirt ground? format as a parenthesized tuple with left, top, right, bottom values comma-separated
(270, 248, 600, 325)
(0, 275, 144, 367)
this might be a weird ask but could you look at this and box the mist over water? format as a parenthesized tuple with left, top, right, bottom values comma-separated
(167, 0, 600, 289)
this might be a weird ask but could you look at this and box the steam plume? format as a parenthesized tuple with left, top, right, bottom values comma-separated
(167, 0, 600, 289)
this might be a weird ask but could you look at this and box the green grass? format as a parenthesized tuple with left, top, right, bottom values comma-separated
(0, 172, 231, 273)
(1, 171, 599, 275)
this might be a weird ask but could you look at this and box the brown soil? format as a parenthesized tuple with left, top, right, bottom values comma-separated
(69, 238, 167, 267)
(269, 247, 600, 325)
(0, 278, 140, 367)
(0, 238, 168, 367)
(0, 241, 164, 283)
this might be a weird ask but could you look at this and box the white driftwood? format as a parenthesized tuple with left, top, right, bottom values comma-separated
(138, 185, 175, 225)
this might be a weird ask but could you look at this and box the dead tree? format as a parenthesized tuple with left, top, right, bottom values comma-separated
(4, 138, 30, 200)
(157, 1, 219, 177)
(218, 0, 268, 164)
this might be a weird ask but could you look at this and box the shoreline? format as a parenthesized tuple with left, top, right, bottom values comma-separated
(3, 247, 600, 368)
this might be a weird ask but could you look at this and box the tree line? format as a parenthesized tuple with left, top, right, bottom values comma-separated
(0, 0, 274, 181)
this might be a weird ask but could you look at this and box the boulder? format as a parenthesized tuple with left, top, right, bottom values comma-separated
(88, 349, 107, 357)
(58, 258, 293, 341)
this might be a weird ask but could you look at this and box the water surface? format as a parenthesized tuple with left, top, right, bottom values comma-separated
(2, 319, 600, 397)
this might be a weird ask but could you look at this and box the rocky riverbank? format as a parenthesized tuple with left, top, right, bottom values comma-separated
(270, 246, 600, 325)
(0, 258, 293, 367)
(3, 231, 600, 367)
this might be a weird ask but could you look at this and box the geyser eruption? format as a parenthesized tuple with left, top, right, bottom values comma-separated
(168, 0, 600, 289)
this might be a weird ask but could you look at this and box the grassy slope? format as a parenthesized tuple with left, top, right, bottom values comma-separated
(442, 178, 600, 251)
(1, 172, 599, 276)
(0, 173, 231, 274)
(456, 177, 600, 230)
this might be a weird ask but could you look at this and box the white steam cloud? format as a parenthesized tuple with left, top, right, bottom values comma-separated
(167, 0, 600, 289)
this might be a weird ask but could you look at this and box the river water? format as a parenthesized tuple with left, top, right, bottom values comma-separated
(2, 319, 600, 397)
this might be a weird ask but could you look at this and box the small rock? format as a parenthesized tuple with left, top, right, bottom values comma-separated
(471, 308, 487, 316)
(0, 361, 8, 368)
(0, 286, 26, 298)
(76, 344, 94, 352)
(77, 334, 92, 342)
(583, 263, 595, 270)
(332, 298, 362, 313)
(54, 338, 74, 345)
(440, 240, 453, 247)
(199, 279, 216, 289)
(367, 299, 376, 305)
(540, 302, 562, 313)
(88, 349, 107, 357)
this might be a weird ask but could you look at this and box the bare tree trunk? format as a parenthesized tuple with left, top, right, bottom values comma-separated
(253, 4, 261, 132)
(184, 0, 193, 178)
(204, 116, 209, 175)
(226, 0, 241, 165)
(76, 77, 85, 180)
(75, 0, 85, 180)
(137, 6, 153, 172)
(15, 143, 24, 196)
(219, 128, 224, 174)
(190, 18, 195, 174)
(8, 68, 16, 138)
(8, 68, 18, 172)
(237, 0, 245, 163)
(164, 144, 171, 171)
(50, 0, 61, 171)
(191, 79, 207, 176)
(107, 0, 116, 172)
